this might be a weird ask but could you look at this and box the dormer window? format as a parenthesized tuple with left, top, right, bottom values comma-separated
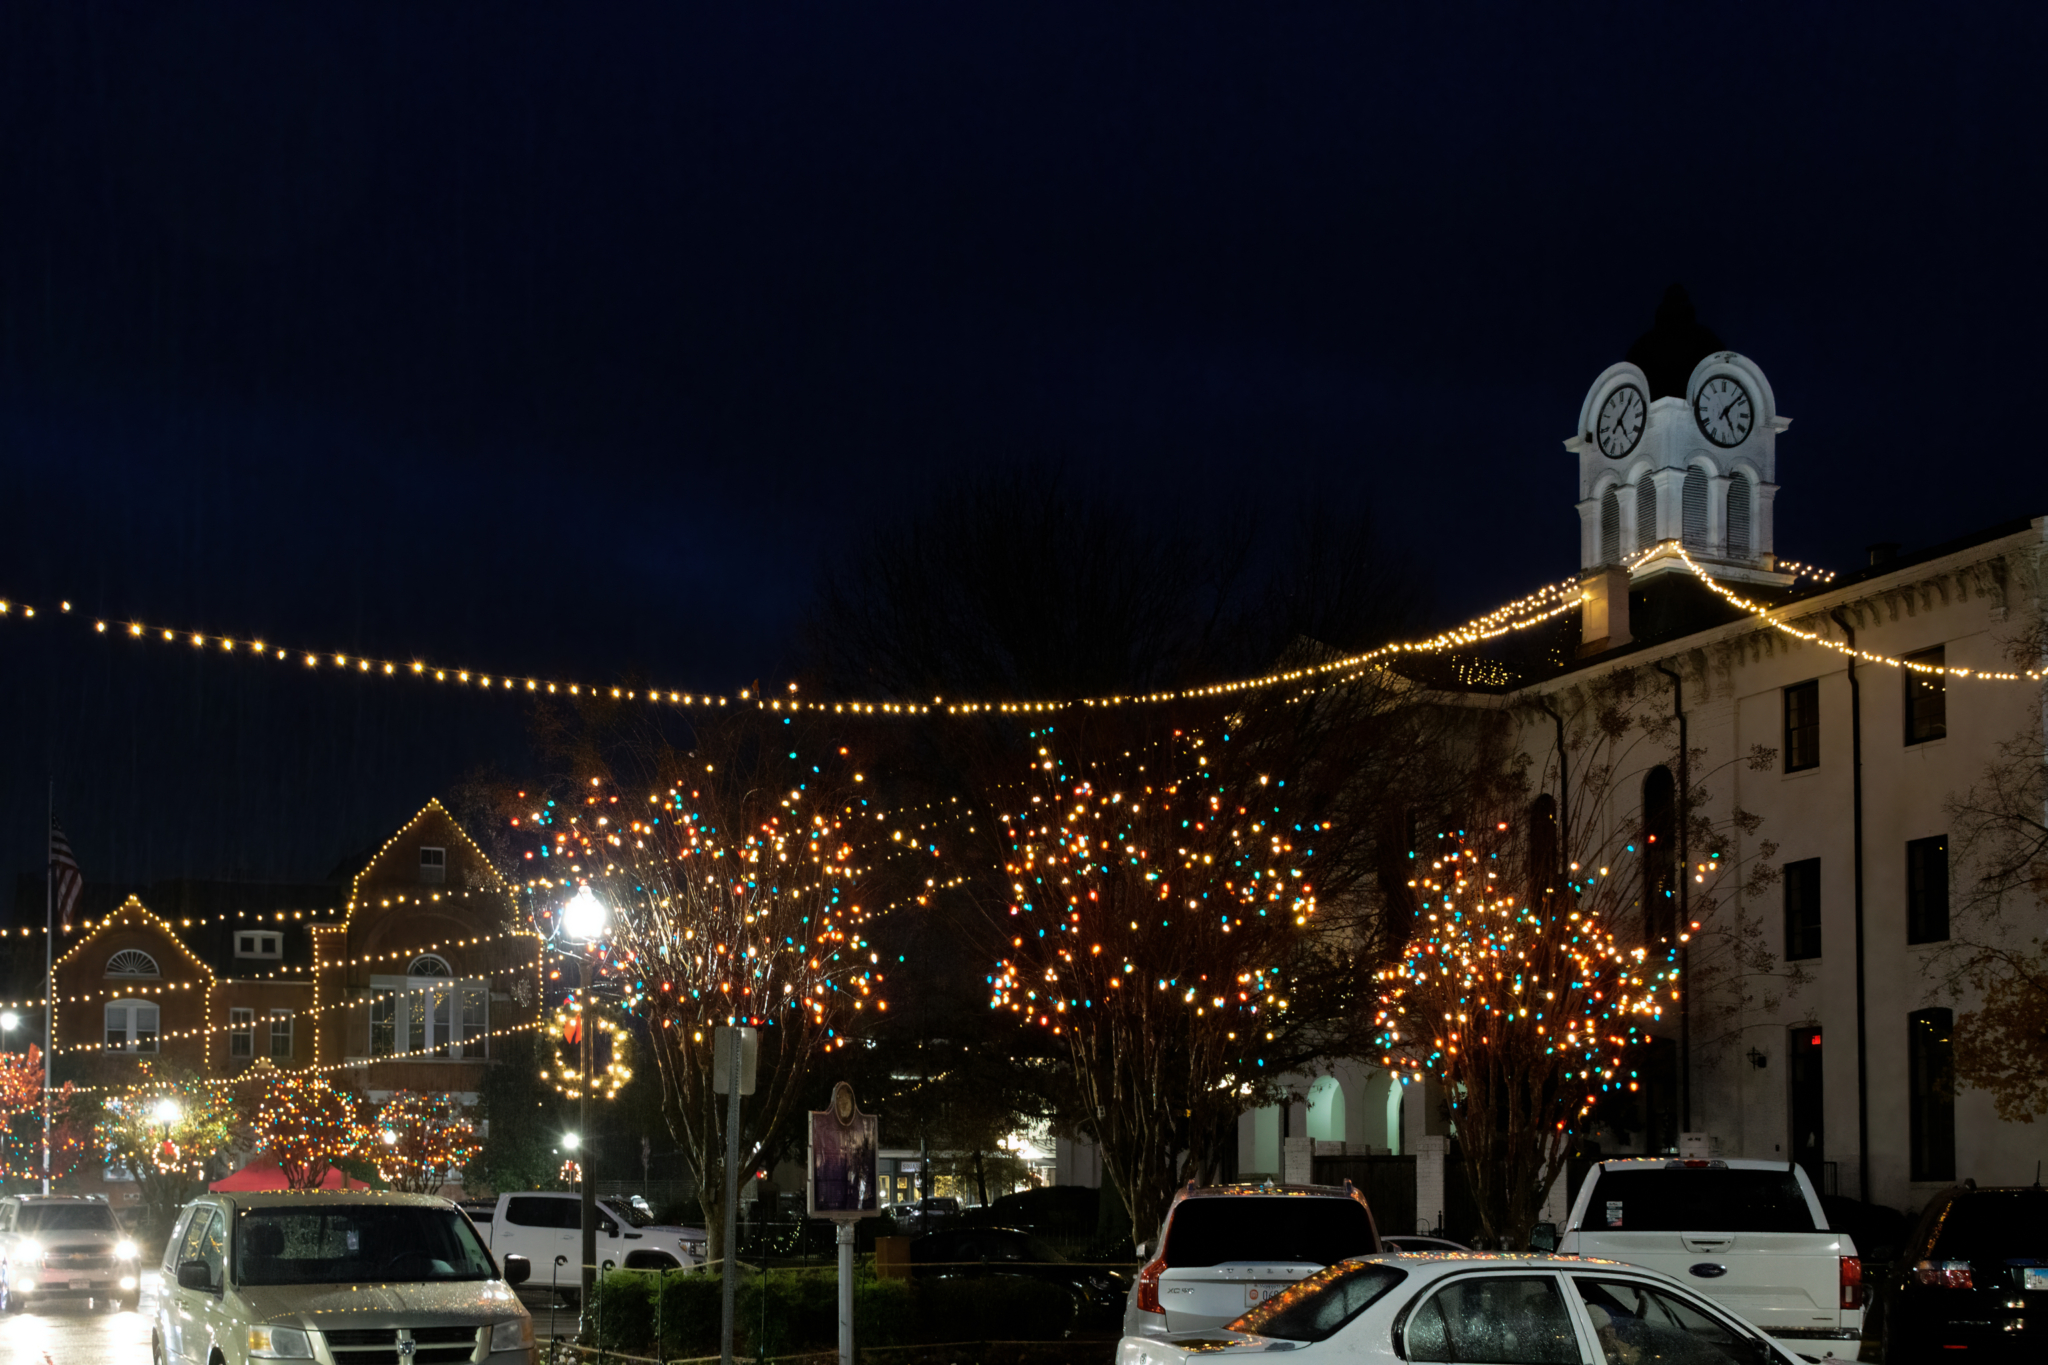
(235, 931, 283, 960)
(420, 846, 447, 885)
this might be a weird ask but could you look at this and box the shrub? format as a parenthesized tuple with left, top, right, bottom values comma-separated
(587, 1266, 1078, 1357)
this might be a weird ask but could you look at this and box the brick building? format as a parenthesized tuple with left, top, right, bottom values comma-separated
(50, 800, 540, 1197)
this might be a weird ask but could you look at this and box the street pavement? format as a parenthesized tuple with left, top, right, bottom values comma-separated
(2, 1285, 150, 1364)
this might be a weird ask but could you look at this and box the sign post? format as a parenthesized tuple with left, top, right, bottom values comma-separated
(713, 1026, 758, 1365)
(808, 1081, 880, 1365)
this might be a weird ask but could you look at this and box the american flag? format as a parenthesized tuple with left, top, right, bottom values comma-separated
(49, 818, 82, 931)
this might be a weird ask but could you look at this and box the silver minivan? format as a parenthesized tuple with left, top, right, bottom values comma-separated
(155, 1191, 535, 1365)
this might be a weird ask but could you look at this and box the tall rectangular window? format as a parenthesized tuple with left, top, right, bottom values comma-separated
(1784, 858, 1822, 960)
(1909, 1009, 1956, 1181)
(269, 1009, 294, 1060)
(1784, 680, 1820, 772)
(1904, 647, 1947, 745)
(371, 982, 488, 1059)
(229, 1008, 255, 1058)
(1788, 1027, 1825, 1188)
(1907, 836, 1950, 944)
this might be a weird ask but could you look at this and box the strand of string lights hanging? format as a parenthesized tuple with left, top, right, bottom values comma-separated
(41, 1020, 546, 1094)
(0, 575, 1588, 717)
(1668, 545, 2044, 681)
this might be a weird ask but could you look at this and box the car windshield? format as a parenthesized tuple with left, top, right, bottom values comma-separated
(18, 1205, 119, 1233)
(234, 1205, 498, 1285)
(1930, 1192, 2048, 1263)
(1164, 1197, 1378, 1268)
(1583, 1170, 1816, 1233)
(1230, 1260, 1406, 1342)
(602, 1199, 653, 1228)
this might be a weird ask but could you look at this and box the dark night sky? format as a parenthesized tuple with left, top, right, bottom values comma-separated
(3, 2, 2047, 892)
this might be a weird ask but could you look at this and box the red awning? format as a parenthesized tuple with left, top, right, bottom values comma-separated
(209, 1155, 369, 1192)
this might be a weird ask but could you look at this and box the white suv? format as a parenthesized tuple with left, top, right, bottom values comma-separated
(0, 1194, 142, 1312)
(1123, 1182, 1382, 1338)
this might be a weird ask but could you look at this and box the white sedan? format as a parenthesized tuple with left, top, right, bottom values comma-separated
(1117, 1253, 1839, 1365)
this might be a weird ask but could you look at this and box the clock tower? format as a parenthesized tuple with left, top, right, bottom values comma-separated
(1566, 286, 1792, 588)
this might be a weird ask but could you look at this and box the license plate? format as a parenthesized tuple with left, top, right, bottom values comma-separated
(2026, 1268, 2048, 1290)
(70, 1280, 89, 1291)
(1247, 1284, 1281, 1307)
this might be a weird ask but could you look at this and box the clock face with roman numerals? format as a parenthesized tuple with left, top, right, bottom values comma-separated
(1693, 376, 1753, 447)
(1595, 385, 1646, 458)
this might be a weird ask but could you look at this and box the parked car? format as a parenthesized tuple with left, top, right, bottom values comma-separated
(910, 1225, 1129, 1330)
(1556, 1158, 1862, 1350)
(1876, 1182, 2048, 1361)
(474, 1191, 706, 1298)
(1121, 1252, 1815, 1365)
(1124, 1182, 1381, 1339)
(0, 1193, 142, 1313)
(1381, 1235, 1471, 1255)
(154, 1190, 534, 1365)
(890, 1196, 963, 1235)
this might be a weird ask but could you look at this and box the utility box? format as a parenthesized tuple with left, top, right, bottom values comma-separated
(873, 1236, 911, 1280)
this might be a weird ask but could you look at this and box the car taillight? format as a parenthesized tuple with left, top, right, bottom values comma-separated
(1136, 1256, 1166, 1315)
(1914, 1259, 1973, 1289)
(1839, 1256, 1864, 1308)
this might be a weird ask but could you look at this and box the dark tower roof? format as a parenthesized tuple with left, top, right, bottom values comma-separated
(1624, 285, 1725, 400)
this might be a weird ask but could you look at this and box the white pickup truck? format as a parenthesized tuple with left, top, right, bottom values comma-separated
(1557, 1158, 1863, 1351)
(469, 1192, 706, 1295)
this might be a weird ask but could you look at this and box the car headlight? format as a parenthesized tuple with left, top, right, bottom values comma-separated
(489, 1317, 535, 1352)
(246, 1325, 314, 1359)
(114, 1240, 139, 1261)
(13, 1240, 41, 1262)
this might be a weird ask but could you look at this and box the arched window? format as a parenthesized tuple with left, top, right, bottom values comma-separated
(1528, 793, 1559, 905)
(372, 955, 486, 1060)
(1305, 1075, 1346, 1142)
(1728, 472, 1753, 557)
(106, 949, 160, 977)
(1635, 478, 1657, 550)
(105, 999, 160, 1052)
(1641, 766, 1677, 942)
(1600, 489, 1621, 565)
(1682, 466, 1708, 548)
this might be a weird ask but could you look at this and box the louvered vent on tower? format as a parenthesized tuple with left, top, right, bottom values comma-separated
(1635, 479, 1657, 550)
(1728, 472, 1752, 558)
(1601, 489, 1621, 565)
(1682, 467, 1708, 549)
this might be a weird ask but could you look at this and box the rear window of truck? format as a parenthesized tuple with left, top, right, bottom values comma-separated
(1583, 1170, 1816, 1233)
(1164, 1197, 1378, 1268)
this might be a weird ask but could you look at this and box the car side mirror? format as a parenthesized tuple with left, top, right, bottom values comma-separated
(1135, 1240, 1152, 1260)
(1529, 1222, 1559, 1253)
(176, 1260, 216, 1292)
(502, 1254, 532, 1286)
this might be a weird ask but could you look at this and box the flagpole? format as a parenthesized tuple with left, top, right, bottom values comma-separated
(44, 780, 54, 1195)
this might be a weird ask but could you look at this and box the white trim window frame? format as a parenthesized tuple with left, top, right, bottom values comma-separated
(229, 1007, 256, 1058)
(368, 975, 489, 1059)
(235, 931, 283, 959)
(269, 1008, 294, 1060)
(105, 999, 161, 1052)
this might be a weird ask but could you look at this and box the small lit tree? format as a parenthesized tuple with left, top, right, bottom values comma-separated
(98, 1064, 238, 1239)
(371, 1091, 480, 1193)
(254, 1074, 368, 1191)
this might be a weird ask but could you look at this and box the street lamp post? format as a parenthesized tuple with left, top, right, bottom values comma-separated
(561, 886, 609, 1338)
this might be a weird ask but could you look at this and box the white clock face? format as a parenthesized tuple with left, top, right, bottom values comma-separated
(1694, 376, 1754, 447)
(1595, 385, 1646, 458)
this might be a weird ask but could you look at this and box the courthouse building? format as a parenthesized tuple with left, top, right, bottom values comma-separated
(1230, 291, 2046, 1229)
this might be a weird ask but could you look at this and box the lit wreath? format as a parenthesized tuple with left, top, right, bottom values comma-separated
(540, 998, 634, 1101)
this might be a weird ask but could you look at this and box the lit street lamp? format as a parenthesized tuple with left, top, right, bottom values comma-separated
(561, 885, 609, 1336)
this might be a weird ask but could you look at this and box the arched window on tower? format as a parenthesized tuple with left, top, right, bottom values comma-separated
(1600, 489, 1621, 565)
(1641, 766, 1677, 942)
(1682, 467, 1708, 549)
(1635, 479, 1657, 550)
(1728, 472, 1753, 558)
